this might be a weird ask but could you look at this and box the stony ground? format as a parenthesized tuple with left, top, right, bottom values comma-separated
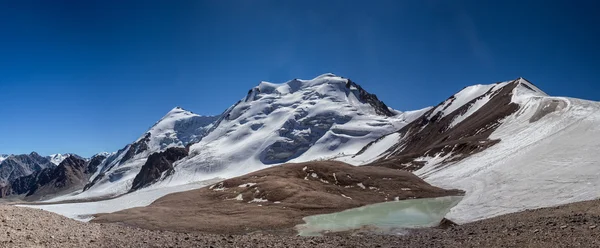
(1, 199, 600, 247)
(93, 161, 461, 234)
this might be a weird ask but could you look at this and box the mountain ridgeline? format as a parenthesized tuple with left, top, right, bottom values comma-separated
(0, 152, 55, 186)
(356, 78, 527, 170)
(0, 153, 107, 200)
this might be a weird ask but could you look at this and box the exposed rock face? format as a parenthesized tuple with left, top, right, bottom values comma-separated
(5, 173, 38, 196)
(119, 133, 151, 166)
(357, 79, 523, 171)
(85, 154, 108, 175)
(345, 79, 395, 116)
(94, 161, 463, 234)
(130, 147, 188, 192)
(0, 152, 55, 185)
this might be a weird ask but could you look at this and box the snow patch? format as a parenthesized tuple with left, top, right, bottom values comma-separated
(248, 198, 268, 203)
(234, 194, 243, 201)
(238, 183, 257, 188)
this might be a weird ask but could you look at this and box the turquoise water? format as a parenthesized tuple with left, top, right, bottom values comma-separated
(296, 196, 463, 236)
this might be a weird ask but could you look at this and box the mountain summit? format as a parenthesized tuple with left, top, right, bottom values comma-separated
(81, 107, 219, 197)
(161, 74, 426, 189)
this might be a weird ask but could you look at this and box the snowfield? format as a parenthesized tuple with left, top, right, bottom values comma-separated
(20, 179, 221, 221)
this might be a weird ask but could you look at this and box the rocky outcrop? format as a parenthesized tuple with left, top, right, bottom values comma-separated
(345, 79, 395, 116)
(120, 133, 151, 166)
(357, 79, 523, 171)
(84, 154, 107, 175)
(130, 147, 188, 192)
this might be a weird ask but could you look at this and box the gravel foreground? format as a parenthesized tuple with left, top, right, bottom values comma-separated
(2, 199, 600, 248)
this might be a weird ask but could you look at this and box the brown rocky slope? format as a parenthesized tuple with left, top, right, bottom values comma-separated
(93, 161, 463, 234)
(357, 78, 526, 171)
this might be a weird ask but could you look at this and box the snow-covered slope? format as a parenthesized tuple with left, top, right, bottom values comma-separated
(78, 107, 219, 199)
(419, 84, 600, 224)
(350, 79, 518, 165)
(152, 74, 426, 189)
(354, 78, 600, 224)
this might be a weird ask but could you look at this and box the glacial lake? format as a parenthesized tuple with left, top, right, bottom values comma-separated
(296, 196, 463, 236)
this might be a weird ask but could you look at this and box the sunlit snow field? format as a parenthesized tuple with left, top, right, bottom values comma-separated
(18, 179, 220, 221)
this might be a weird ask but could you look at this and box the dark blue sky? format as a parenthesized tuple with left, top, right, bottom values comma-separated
(0, 0, 598, 157)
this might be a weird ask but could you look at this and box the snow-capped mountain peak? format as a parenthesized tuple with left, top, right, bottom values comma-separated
(0, 154, 9, 163)
(243, 74, 395, 116)
(80, 107, 220, 198)
(48, 154, 72, 166)
(142, 107, 219, 151)
(512, 77, 549, 103)
(161, 74, 427, 188)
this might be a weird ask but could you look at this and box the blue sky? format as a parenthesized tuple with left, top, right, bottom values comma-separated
(0, 0, 598, 157)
